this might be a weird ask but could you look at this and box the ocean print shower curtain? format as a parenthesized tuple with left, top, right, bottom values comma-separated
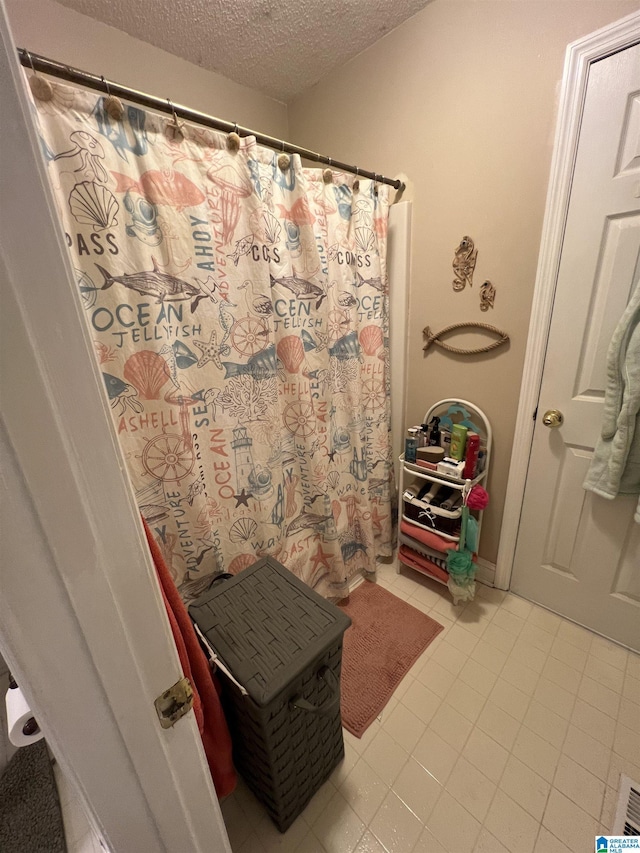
(30, 76, 394, 600)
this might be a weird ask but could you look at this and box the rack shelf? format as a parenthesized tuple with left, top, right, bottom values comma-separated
(400, 455, 487, 490)
(397, 399, 492, 599)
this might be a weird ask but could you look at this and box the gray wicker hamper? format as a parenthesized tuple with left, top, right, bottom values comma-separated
(189, 557, 351, 832)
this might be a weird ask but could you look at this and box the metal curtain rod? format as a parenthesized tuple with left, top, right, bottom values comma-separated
(18, 48, 404, 191)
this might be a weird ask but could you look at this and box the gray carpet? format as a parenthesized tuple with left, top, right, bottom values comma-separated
(0, 740, 66, 852)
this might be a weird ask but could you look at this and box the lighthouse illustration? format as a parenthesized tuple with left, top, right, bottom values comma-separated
(231, 426, 272, 501)
(231, 427, 256, 494)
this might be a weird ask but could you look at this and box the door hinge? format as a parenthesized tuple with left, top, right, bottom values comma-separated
(154, 677, 194, 729)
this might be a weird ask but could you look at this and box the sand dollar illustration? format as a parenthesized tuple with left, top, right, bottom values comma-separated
(142, 434, 195, 482)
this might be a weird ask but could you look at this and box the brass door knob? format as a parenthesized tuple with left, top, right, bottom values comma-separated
(542, 409, 564, 428)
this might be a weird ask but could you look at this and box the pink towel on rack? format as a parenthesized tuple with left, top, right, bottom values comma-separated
(398, 545, 450, 584)
(401, 519, 458, 553)
(142, 518, 236, 799)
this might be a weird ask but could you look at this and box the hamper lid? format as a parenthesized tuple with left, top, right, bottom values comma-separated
(189, 556, 351, 707)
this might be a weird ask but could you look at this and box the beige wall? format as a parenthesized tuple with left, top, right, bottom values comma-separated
(5, 0, 288, 138)
(288, 0, 638, 564)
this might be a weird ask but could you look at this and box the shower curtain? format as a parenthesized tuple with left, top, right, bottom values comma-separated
(30, 76, 394, 600)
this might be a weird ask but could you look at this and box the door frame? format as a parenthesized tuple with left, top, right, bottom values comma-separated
(0, 6, 231, 851)
(495, 10, 640, 591)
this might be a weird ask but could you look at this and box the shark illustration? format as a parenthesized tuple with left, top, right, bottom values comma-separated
(354, 271, 385, 293)
(270, 273, 326, 309)
(95, 260, 205, 312)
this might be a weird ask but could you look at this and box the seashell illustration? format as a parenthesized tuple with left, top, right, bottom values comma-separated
(359, 325, 384, 356)
(123, 350, 171, 399)
(230, 517, 258, 543)
(249, 209, 282, 245)
(327, 471, 340, 491)
(228, 553, 256, 575)
(68, 181, 119, 231)
(354, 226, 375, 253)
(252, 294, 273, 316)
(276, 335, 305, 374)
(262, 210, 282, 244)
(172, 341, 198, 369)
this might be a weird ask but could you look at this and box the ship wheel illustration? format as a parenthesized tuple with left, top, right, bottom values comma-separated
(361, 378, 386, 411)
(326, 308, 350, 344)
(141, 434, 195, 482)
(283, 400, 316, 438)
(230, 316, 269, 357)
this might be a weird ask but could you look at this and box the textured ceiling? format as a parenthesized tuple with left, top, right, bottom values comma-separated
(55, 0, 432, 101)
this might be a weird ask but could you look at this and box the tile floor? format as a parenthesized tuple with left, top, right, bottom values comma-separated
(221, 563, 640, 853)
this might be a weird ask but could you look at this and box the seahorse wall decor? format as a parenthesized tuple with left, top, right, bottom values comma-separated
(423, 322, 509, 355)
(452, 236, 478, 291)
(480, 280, 496, 311)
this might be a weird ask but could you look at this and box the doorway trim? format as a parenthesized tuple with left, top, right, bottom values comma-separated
(495, 10, 640, 590)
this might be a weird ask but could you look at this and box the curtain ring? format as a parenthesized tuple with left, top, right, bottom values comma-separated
(101, 74, 124, 119)
(227, 121, 241, 152)
(353, 166, 360, 192)
(26, 50, 54, 102)
(166, 98, 184, 139)
(278, 138, 290, 171)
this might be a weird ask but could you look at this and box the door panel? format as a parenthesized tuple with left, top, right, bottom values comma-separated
(512, 44, 640, 651)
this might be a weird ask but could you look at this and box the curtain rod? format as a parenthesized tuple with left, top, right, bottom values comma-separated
(18, 48, 404, 191)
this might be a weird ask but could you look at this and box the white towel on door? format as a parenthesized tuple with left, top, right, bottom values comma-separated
(583, 280, 640, 523)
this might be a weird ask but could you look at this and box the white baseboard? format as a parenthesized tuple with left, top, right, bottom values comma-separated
(475, 557, 496, 588)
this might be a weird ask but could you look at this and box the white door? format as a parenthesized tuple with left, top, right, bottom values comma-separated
(511, 43, 640, 652)
(0, 9, 231, 851)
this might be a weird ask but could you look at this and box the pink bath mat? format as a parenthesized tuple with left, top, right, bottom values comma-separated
(337, 581, 443, 737)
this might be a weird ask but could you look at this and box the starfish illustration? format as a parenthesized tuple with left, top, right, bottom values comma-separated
(371, 504, 389, 535)
(234, 488, 252, 508)
(310, 541, 333, 573)
(327, 449, 337, 463)
(193, 331, 223, 369)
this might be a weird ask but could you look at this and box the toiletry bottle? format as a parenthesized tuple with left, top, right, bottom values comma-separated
(405, 428, 419, 463)
(428, 416, 441, 446)
(450, 424, 468, 461)
(440, 427, 451, 455)
(463, 432, 480, 479)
